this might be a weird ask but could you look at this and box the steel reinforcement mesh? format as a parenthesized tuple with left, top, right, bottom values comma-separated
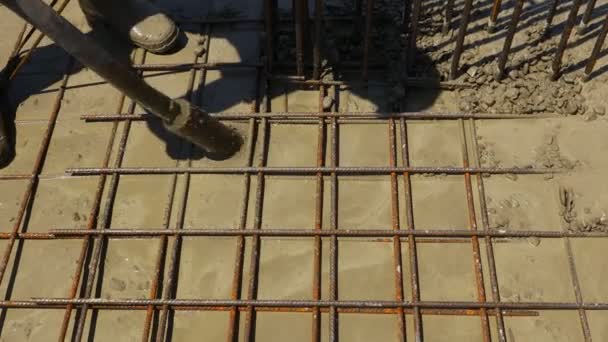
(0, 1, 607, 342)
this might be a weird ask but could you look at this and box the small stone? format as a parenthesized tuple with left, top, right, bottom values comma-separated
(522, 63, 530, 74)
(593, 105, 606, 116)
(527, 236, 541, 247)
(505, 88, 519, 100)
(573, 84, 583, 94)
(565, 101, 579, 115)
(563, 74, 576, 84)
(482, 96, 496, 106)
(508, 69, 520, 79)
(505, 173, 518, 181)
(466, 66, 479, 78)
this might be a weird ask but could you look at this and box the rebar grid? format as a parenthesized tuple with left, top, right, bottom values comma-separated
(0, 5, 607, 342)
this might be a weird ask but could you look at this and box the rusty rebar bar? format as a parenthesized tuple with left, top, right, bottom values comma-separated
(388, 119, 407, 342)
(543, 0, 560, 38)
(458, 119, 491, 342)
(242, 116, 269, 342)
(18, 298, 608, 310)
(311, 84, 326, 342)
(577, 0, 597, 34)
(66, 165, 561, 176)
(407, 0, 422, 71)
(442, 0, 455, 35)
(584, 12, 608, 81)
(450, 0, 473, 79)
(295, 0, 306, 76)
(488, 0, 503, 33)
(362, 0, 374, 80)
(80, 111, 555, 122)
(313, 0, 324, 80)
(495, 0, 525, 80)
(398, 118, 424, 340)
(47, 228, 608, 239)
(469, 119, 507, 342)
(132, 62, 263, 71)
(264, 0, 275, 72)
(551, 0, 583, 80)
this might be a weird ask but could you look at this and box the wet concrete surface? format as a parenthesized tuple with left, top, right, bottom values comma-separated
(0, 0, 607, 341)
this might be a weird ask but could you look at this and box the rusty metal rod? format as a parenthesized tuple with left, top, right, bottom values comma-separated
(264, 0, 274, 72)
(46, 228, 608, 238)
(407, 0, 422, 71)
(388, 119, 407, 342)
(19, 298, 608, 310)
(311, 85, 325, 342)
(469, 119, 507, 342)
(543, 0, 560, 38)
(495, 0, 525, 80)
(442, 0, 455, 35)
(132, 62, 263, 71)
(313, 0, 323, 79)
(295, 0, 306, 76)
(81, 111, 557, 121)
(488, 0, 503, 33)
(584, 11, 608, 80)
(362, 0, 374, 80)
(1, 0, 242, 158)
(243, 118, 268, 342)
(458, 119, 491, 342)
(66, 166, 562, 176)
(269, 76, 473, 89)
(551, 0, 583, 80)
(399, 119, 423, 340)
(577, 0, 597, 34)
(0, 298, 548, 317)
(450, 0, 473, 79)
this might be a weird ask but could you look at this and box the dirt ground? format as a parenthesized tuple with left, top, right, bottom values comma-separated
(0, 0, 607, 341)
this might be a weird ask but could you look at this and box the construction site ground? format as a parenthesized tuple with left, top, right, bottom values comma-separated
(0, 0, 607, 341)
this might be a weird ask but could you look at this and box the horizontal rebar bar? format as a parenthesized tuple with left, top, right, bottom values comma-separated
(65, 166, 561, 176)
(80, 112, 558, 122)
(47, 228, 608, 238)
(12, 298, 608, 310)
(0, 301, 537, 316)
(134, 62, 263, 71)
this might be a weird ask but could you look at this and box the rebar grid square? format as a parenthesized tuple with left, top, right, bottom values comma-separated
(25, 177, 97, 232)
(176, 237, 238, 299)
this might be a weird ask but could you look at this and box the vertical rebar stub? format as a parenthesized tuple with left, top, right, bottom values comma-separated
(164, 98, 243, 160)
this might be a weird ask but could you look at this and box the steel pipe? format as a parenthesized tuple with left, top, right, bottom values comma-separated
(0, 0, 242, 159)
